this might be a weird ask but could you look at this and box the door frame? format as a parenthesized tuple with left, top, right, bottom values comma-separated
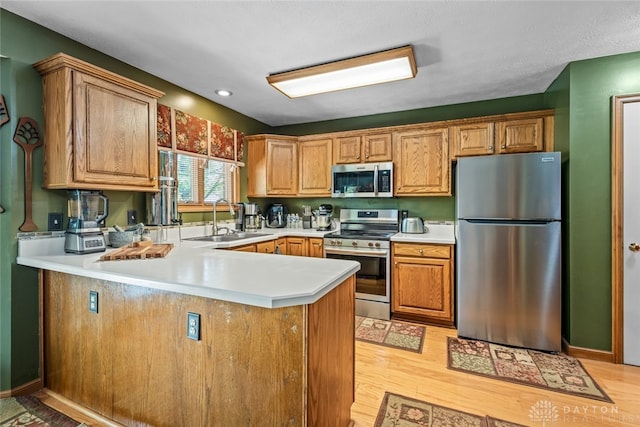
(611, 93, 640, 363)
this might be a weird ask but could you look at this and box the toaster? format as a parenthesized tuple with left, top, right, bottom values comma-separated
(401, 217, 426, 234)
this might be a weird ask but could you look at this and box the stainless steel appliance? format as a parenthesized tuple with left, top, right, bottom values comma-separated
(331, 162, 393, 198)
(64, 190, 108, 254)
(456, 152, 561, 352)
(266, 203, 287, 228)
(315, 203, 333, 231)
(324, 208, 399, 320)
(147, 151, 178, 226)
(401, 217, 425, 233)
(301, 205, 313, 229)
(243, 203, 261, 231)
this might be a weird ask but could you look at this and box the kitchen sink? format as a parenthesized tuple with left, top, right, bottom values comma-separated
(184, 232, 272, 242)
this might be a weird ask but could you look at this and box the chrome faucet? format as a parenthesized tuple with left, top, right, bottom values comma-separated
(212, 198, 235, 236)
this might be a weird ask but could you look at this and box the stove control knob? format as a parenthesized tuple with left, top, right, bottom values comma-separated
(375, 242, 381, 248)
(329, 240, 336, 246)
(352, 241, 358, 247)
(336, 240, 342, 246)
(368, 242, 374, 248)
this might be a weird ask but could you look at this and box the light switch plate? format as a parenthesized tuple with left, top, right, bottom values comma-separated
(48, 212, 63, 231)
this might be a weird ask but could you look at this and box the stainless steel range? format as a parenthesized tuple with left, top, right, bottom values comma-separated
(324, 209, 399, 320)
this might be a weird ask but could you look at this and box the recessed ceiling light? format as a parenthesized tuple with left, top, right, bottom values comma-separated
(267, 45, 417, 98)
(215, 89, 233, 97)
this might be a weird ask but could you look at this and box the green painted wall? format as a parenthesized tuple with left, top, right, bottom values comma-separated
(0, 9, 271, 392)
(553, 52, 640, 351)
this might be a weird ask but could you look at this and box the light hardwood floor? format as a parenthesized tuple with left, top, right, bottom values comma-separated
(37, 324, 640, 426)
(352, 325, 640, 427)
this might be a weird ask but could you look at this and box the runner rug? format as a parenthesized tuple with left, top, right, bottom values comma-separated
(0, 395, 86, 427)
(355, 316, 425, 353)
(447, 336, 613, 403)
(375, 392, 526, 427)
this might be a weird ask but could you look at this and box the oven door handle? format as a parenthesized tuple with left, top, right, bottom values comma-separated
(324, 247, 389, 257)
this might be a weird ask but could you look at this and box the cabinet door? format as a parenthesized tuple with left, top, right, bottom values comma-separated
(450, 123, 495, 158)
(392, 256, 453, 325)
(333, 136, 362, 164)
(299, 138, 332, 196)
(267, 139, 298, 195)
(363, 133, 392, 162)
(256, 241, 275, 254)
(233, 244, 257, 252)
(496, 118, 543, 153)
(247, 137, 267, 197)
(73, 72, 158, 188)
(308, 238, 324, 258)
(393, 128, 450, 195)
(275, 238, 287, 255)
(286, 237, 308, 257)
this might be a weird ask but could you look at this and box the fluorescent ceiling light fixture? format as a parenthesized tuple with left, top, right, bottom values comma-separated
(215, 89, 233, 97)
(267, 45, 417, 98)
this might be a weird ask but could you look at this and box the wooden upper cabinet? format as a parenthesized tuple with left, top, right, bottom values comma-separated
(496, 117, 544, 154)
(246, 135, 298, 197)
(34, 53, 164, 192)
(299, 138, 332, 196)
(450, 122, 495, 158)
(267, 139, 298, 195)
(333, 133, 392, 164)
(393, 127, 450, 196)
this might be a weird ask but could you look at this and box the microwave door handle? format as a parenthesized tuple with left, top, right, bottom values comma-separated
(373, 164, 379, 196)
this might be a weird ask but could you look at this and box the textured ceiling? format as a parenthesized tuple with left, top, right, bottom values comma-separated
(4, 1, 640, 127)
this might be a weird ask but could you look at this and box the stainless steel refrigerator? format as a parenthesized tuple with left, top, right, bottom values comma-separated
(456, 152, 561, 352)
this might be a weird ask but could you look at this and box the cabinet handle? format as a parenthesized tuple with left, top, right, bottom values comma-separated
(356, 155, 360, 160)
(488, 145, 493, 151)
(418, 249, 423, 255)
(630, 242, 640, 252)
(501, 145, 506, 149)
(151, 176, 157, 181)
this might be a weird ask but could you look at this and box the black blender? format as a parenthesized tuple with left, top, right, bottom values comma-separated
(64, 190, 109, 254)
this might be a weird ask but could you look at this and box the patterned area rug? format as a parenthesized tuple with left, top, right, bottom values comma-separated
(0, 395, 85, 427)
(375, 392, 527, 427)
(355, 316, 425, 353)
(448, 336, 613, 403)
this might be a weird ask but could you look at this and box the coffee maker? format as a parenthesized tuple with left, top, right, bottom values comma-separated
(301, 205, 313, 229)
(243, 203, 261, 231)
(64, 190, 108, 254)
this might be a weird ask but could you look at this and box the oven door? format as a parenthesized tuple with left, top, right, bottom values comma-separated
(324, 247, 390, 303)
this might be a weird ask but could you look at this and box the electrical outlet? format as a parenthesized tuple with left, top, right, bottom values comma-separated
(89, 291, 99, 314)
(48, 212, 63, 231)
(127, 210, 137, 225)
(187, 312, 200, 341)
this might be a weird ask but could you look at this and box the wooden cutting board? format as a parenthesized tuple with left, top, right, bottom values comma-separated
(100, 243, 174, 261)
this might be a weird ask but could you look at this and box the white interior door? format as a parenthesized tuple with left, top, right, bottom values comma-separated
(623, 101, 640, 366)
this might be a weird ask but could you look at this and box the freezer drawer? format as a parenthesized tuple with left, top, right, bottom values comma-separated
(456, 220, 561, 351)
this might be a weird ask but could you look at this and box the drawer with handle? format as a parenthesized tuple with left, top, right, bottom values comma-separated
(392, 243, 451, 259)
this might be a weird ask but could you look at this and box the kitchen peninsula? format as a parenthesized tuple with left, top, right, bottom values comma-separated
(17, 234, 359, 426)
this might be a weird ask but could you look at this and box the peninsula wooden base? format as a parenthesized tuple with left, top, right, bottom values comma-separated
(43, 271, 355, 426)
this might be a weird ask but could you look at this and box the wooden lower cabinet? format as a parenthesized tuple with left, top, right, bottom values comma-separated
(275, 237, 287, 255)
(391, 243, 455, 326)
(308, 237, 324, 258)
(256, 240, 275, 254)
(43, 271, 355, 426)
(231, 243, 257, 252)
(285, 236, 308, 257)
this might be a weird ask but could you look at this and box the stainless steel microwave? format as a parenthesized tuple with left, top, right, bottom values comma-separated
(331, 162, 394, 198)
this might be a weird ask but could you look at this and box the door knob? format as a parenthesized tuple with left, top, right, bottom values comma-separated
(629, 242, 640, 252)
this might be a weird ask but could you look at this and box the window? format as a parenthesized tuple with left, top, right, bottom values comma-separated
(177, 154, 237, 211)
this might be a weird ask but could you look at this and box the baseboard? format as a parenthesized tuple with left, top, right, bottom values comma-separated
(562, 337, 615, 363)
(0, 377, 43, 398)
(39, 389, 125, 427)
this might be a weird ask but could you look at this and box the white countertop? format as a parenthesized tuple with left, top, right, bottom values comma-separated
(390, 222, 456, 244)
(16, 227, 359, 309)
(16, 221, 455, 309)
